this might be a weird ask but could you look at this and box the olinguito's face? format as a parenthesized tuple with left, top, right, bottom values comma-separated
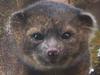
(10, 1, 94, 70)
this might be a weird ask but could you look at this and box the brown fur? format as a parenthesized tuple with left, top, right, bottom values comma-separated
(0, 1, 97, 75)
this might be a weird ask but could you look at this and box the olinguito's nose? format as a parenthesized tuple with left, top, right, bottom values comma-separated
(47, 50, 58, 58)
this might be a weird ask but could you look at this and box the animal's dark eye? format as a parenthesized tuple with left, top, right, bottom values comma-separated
(31, 32, 44, 40)
(61, 32, 72, 39)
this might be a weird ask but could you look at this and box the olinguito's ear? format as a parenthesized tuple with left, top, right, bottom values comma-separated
(78, 11, 97, 29)
(78, 12, 98, 42)
(10, 11, 27, 27)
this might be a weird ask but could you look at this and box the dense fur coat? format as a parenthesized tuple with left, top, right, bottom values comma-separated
(0, 1, 97, 75)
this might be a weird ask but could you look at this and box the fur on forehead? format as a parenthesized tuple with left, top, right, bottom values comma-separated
(10, 0, 97, 32)
(23, 1, 81, 17)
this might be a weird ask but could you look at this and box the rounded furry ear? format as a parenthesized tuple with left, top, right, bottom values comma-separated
(78, 12, 97, 28)
(78, 12, 98, 42)
(9, 11, 28, 30)
(11, 11, 27, 25)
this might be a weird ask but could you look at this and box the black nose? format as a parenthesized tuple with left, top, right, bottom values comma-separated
(47, 50, 58, 58)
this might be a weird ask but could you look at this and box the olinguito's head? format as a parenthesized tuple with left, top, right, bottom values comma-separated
(8, 1, 97, 70)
